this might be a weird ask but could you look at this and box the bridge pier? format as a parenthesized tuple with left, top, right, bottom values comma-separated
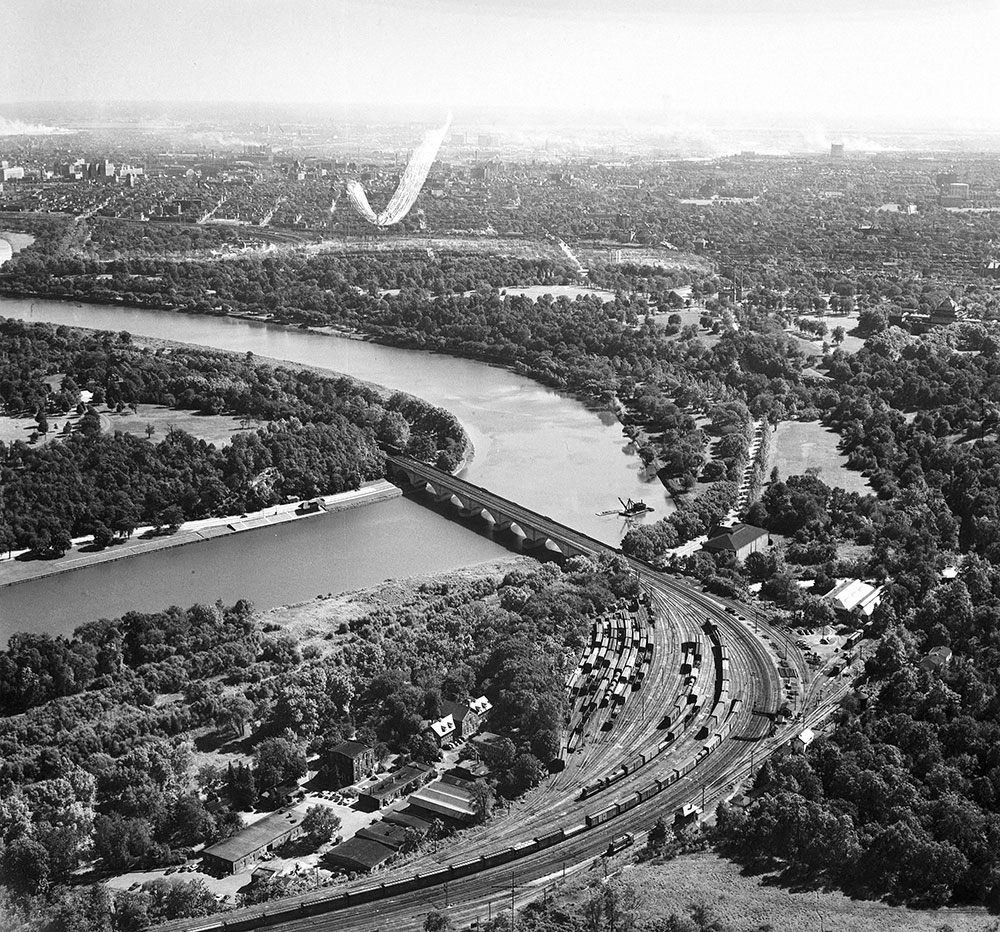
(385, 454, 604, 564)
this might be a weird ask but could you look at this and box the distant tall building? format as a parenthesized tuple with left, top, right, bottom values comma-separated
(830, 143, 845, 159)
(477, 134, 500, 148)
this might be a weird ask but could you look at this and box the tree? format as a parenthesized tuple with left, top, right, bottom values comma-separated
(168, 794, 217, 847)
(253, 736, 307, 792)
(159, 504, 185, 532)
(585, 879, 640, 932)
(228, 762, 257, 809)
(218, 694, 254, 738)
(424, 911, 453, 932)
(507, 753, 543, 795)
(469, 780, 495, 823)
(0, 836, 51, 896)
(93, 814, 155, 870)
(91, 522, 114, 550)
(649, 816, 668, 850)
(301, 804, 341, 847)
(377, 410, 411, 451)
(144, 877, 217, 921)
(531, 728, 562, 764)
(858, 308, 889, 334)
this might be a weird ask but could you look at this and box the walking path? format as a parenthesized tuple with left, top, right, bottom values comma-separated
(0, 481, 400, 588)
(664, 418, 767, 560)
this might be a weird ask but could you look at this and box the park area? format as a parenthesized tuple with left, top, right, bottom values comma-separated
(500, 284, 618, 301)
(0, 404, 246, 449)
(769, 420, 872, 495)
(100, 405, 247, 447)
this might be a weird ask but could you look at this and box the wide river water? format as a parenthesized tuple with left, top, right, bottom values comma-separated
(0, 295, 671, 640)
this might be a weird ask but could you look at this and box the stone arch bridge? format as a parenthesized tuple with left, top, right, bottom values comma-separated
(386, 454, 607, 560)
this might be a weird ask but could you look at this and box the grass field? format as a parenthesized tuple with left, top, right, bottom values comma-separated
(0, 405, 246, 448)
(580, 851, 990, 932)
(102, 405, 246, 446)
(770, 420, 872, 495)
(795, 312, 867, 353)
(501, 284, 618, 301)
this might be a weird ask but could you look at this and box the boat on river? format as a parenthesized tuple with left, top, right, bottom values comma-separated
(597, 498, 654, 517)
(619, 497, 653, 517)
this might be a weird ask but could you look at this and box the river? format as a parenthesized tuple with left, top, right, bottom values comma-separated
(0, 293, 671, 638)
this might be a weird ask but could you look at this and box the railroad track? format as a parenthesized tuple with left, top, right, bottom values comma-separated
(159, 555, 824, 932)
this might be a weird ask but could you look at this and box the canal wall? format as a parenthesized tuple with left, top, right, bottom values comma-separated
(0, 480, 401, 590)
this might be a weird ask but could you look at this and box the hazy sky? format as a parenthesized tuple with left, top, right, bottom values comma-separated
(3, 0, 999, 126)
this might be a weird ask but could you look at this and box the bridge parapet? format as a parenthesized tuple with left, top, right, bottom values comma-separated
(385, 454, 608, 562)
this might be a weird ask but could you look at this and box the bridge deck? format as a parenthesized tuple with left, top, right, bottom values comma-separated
(387, 454, 617, 557)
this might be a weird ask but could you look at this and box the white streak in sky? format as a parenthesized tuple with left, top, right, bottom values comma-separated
(346, 114, 451, 227)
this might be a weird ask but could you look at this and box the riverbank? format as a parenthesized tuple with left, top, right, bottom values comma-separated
(122, 332, 475, 474)
(0, 480, 401, 590)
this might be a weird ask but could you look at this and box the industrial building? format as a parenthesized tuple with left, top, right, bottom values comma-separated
(356, 821, 410, 850)
(201, 810, 304, 875)
(357, 764, 432, 811)
(823, 579, 883, 617)
(702, 523, 769, 562)
(325, 836, 396, 873)
(408, 777, 478, 823)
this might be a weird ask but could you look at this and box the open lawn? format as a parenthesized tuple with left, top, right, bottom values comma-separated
(592, 851, 990, 932)
(0, 405, 248, 448)
(103, 405, 247, 446)
(310, 234, 569, 262)
(770, 420, 872, 495)
(795, 312, 867, 353)
(501, 284, 618, 301)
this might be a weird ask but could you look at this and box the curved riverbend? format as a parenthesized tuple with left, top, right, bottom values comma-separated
(0, 295, 669, 636)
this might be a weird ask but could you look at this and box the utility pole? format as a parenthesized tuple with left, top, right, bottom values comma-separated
(511, 871, 515, 931)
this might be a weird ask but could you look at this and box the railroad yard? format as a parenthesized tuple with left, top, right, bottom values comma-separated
(157, 554, 853, 932)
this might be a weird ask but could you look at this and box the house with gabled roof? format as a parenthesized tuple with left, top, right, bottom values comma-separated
(702, 522, 769, 562)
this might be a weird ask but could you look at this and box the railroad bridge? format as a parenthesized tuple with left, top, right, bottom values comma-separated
(386, 454, 603, 560)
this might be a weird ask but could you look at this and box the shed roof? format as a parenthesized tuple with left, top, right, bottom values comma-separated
(382, 810, 432, 833)
(203, 810, 303, 864)
(361, 764, 431, 801)
(356, 821, 410, 850)
(824, 579, 883, 615)
(326, 837, 395, 872)
(409, 780, 477, 820)
(703, 523, 768, 554)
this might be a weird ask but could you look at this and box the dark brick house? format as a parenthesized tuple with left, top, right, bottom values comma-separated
(328, 739, 376, 787)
